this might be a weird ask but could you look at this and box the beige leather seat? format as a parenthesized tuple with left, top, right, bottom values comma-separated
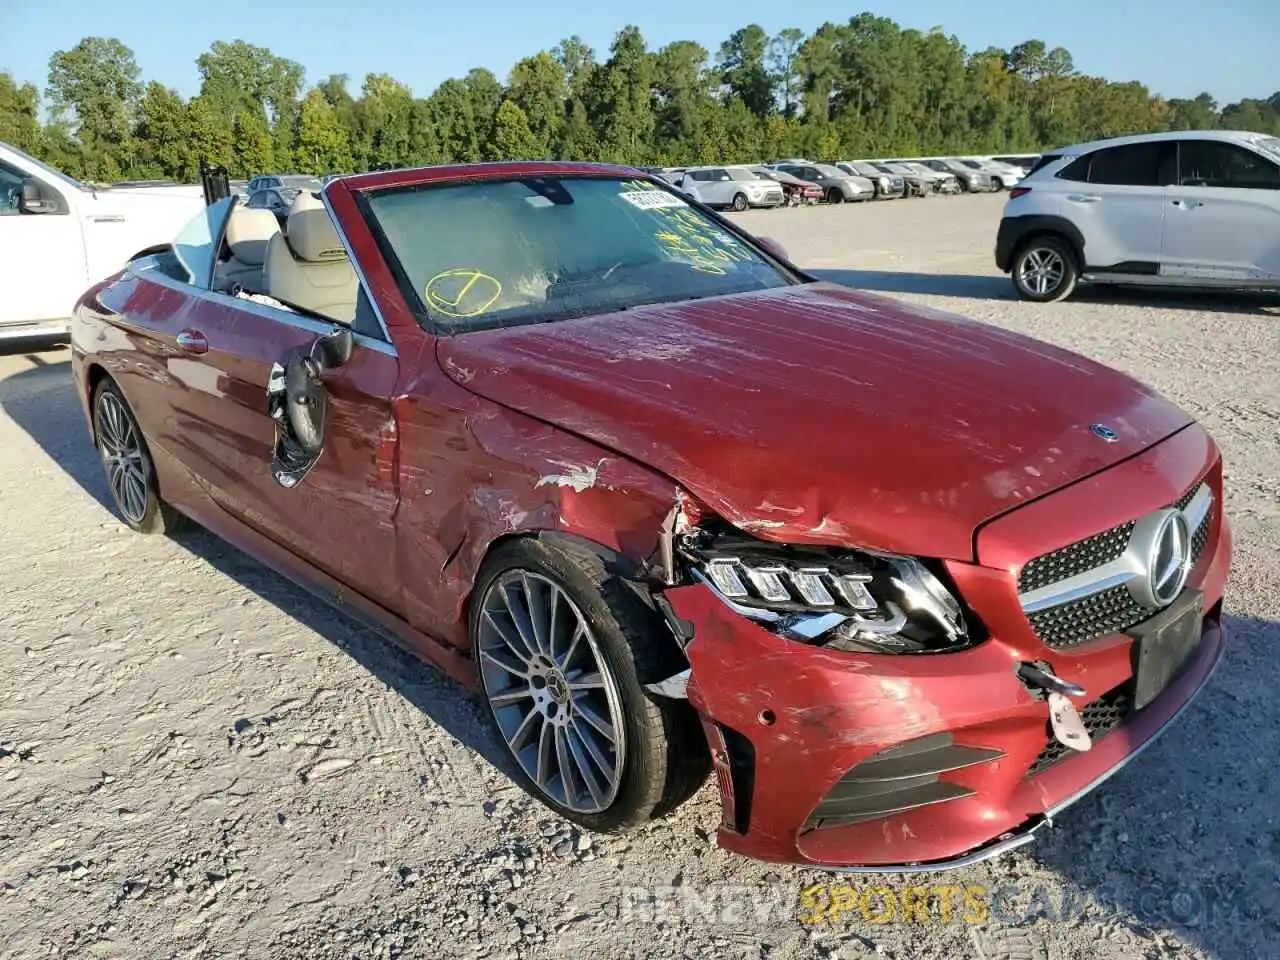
(215, 206, 280, 293)
(264, 191, 357, 323)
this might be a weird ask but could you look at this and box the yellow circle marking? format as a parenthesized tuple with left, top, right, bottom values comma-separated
(425, 268, 502, 318)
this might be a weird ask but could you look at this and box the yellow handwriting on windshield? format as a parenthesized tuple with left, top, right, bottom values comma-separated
(425, 268, 503, 318)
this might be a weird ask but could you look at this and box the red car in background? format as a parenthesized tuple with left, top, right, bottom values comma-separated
(70, 161, 1231, 870)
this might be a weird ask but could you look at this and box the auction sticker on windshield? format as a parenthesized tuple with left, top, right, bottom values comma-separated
(619, 190, 687, 210)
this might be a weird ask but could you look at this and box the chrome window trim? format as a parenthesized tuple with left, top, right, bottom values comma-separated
(132, 259, 397, 357)
(1018, 483, 1212, 614)
(319, 183, 395, 346)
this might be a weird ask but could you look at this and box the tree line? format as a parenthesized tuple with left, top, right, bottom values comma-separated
(2, 19, 1278, 184)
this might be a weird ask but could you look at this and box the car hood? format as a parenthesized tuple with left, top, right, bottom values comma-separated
(437, 283, 1192, 560)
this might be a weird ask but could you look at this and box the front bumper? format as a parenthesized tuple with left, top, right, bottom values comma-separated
(663, 436, 1232, 870)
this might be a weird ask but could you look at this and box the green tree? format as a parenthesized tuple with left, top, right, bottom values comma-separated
(508, 53, 566, 157)
(768, 28, 805, 119)
(135, 82, 192, 179)
(0, 72, 41, 152)
(232, 110, 274, 177)
(717, 25, 775, 118)
(490, 100, 539, 159)
(46, 37, 142, 179)
(294, 88, 352, 173)
(589, 26, 655, 164)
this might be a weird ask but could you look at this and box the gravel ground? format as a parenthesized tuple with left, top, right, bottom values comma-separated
(2, 193, 1278, 960)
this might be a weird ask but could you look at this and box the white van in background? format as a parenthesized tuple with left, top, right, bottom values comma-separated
(0, 143, 205, 340)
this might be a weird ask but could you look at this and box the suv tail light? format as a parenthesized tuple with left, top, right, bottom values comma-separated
(1009, 186, 1032, 199)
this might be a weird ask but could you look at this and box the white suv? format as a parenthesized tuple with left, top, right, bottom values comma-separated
(995, 130, 1280, 301)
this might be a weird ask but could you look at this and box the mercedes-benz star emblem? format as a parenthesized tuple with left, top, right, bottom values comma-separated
(1090, 423, 1119, 443)
(1149, 511, 1191, 606)
(1127, 508, 1192, 608)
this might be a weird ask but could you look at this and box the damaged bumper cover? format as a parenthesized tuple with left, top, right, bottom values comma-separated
(655, 521, 1230, 871)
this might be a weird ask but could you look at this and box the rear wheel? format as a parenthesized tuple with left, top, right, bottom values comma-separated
(1012, 236, 1079, 302)
(93, 379, 183, 534)
(730, 192, 748, 212)
(472, 538, 708, 832)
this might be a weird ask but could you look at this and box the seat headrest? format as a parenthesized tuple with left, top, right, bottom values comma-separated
(224, 206, 280, 266)
(285, 191, 348, 263)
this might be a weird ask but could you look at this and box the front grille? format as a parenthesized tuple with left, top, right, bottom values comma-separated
(1026, 585, 1150, 649)
(1027, 686, 1133, 776)
(1019, 481, 1213, 649)
(1018, 521, 1134, 594)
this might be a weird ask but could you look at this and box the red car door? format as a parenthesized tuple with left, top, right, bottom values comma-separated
(174, 291, 403, 613)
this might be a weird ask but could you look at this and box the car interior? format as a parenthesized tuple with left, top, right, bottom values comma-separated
(263, 191, 359, 324)
(213, 191, 361, 328)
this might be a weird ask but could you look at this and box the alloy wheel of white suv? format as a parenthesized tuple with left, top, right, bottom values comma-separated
(1012, 237, 1079, 302)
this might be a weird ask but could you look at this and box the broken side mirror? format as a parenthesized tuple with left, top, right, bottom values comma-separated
(313, 323, 353, 371)
(756, 236, 789, 262)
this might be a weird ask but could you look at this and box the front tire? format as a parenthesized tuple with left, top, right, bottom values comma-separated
(826, 188, 844, 205)
(93, 379, 183, 534)
(472, 538, 708, 832)
(730, 192, 748, 212)
(1012, 236, 1079, 302)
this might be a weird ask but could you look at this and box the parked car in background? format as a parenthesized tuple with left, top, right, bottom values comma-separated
(835, 162, 906, 199)
(672, 166, 785, 210)
(246, 184, 316, 223)
(246, 174, 322, 195)
(872, 162, 931, 197)
(71, 161, 1232, 871)
(750, 166, 823, 206)
(923, 158, 996, 192)
(996, 129, 1280, 301)
(993, 155, 1041, 172)
(772, 163, 873, 203)
(0, 140, 205, 340)
(958, 158, 1023, 190)
(896, 161, 962, 194)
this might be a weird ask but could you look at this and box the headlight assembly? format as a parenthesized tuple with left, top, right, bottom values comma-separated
(678, 523, 974, 654)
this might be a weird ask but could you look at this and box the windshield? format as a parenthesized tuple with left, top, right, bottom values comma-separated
(365, 175, 796, 333)
(727, 167, 756, 182)
(815, 164, 846, 179)
(3, 143, 90, 193)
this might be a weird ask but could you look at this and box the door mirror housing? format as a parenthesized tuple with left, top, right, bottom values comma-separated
(756, 236, 789, 262)
(19, 178, 56, 214)
(314, 323, 353, 370)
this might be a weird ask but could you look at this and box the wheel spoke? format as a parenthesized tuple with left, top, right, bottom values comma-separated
(499, 583, 539, 660)
(523, 572, 552, 656)
(568, 670, 604, 692)
(534, 720, 555, 792)
(553, 726, 578, 808)
(479, 644, 528, 678)
(573, 698, 616, 744)
(546, 585, 563, 661)
(558, 623, 585, 670)
(481, 610, 532, 665)
(506, 704, 541, 754)
(489, 683, 535, 707)
(566, 726, 607, 807)
(570, 719, 615, 788)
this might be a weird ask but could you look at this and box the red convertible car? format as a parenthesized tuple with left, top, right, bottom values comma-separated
(70, 162, 1231, 870)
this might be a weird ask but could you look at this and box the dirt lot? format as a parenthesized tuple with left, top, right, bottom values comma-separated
(2, 193, 1278, 960)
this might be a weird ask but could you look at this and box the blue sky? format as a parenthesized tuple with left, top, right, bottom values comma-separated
(4, 0, 1277, 106)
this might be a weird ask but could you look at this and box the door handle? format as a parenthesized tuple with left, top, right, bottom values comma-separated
(1066, 194, 1101, 203)
(176, 329, 208, 354)
(1170, 198, 1203, 209)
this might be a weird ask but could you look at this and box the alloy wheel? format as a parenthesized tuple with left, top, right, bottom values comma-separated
(477, 570, 626, 814)
(1018, 248, 1066, 297)
(96, 391, 149, 524)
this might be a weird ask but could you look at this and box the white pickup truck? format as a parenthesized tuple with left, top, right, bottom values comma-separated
(0, 142, 206, 340)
